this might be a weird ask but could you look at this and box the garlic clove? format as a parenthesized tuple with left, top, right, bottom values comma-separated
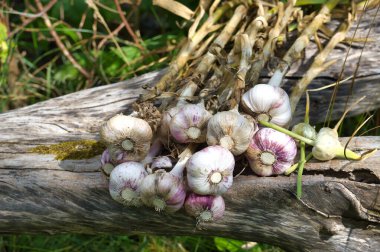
(186, 146, 235, 195)
(241, 84, 292, 127)
(246, 127, 297, 176)
(207, 110, 258, 155)
(184, 193, 225, 223)
(151, 156, 173, 172)
(109, 162, 147, 207)
(169, 104, 212, 143)
(100, 114, 153, 161)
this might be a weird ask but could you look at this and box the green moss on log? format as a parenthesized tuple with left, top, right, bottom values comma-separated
(30, 140, 106, 160)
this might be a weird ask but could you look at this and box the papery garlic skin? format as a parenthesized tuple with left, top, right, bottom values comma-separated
(241, 84, 292, 127)
(100, 114, 153, 161)
(246, 128, 297, 176)
(207, 110, 258, 155)
(100, 148, 114, 175)
(170, 104, 212, 143)
(186, 146, 235, 195)
(139, 170, 186, 213)
(312, 127, 341, 161)
(184, 193, 225, 222)
(109, 162, 147, 206)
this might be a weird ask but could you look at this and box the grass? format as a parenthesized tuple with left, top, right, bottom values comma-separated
(0, 235, 283, 252)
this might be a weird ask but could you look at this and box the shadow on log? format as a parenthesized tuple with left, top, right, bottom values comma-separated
(0, 8, 380, 252)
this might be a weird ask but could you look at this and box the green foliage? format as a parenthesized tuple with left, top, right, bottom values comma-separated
(0, 235, 284, 252)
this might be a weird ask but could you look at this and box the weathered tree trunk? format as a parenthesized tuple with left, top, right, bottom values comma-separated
(0, 8, 380, 252)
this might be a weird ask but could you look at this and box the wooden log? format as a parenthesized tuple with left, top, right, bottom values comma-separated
(0, 7, 380, 252)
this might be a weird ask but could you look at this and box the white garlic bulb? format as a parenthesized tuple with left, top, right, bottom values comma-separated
(186, 146, 235, 195)
(100, 114, 153, 161)
(139, 170, 186, 213)
(170, 103, 212, 143)
(312, 127, 341, 161)
(207, 109, 258, 155)
(109, 162, 147, 206)
(241, 84, 292, 127)
(151, 156, 173, 172)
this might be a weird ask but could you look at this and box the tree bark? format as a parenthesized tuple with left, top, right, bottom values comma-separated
(0, 8, 380, 252)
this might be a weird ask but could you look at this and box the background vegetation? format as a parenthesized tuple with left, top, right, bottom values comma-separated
(0, 0, 378, 251)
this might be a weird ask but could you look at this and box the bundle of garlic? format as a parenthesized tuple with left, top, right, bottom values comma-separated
(98, 0, 376, 225)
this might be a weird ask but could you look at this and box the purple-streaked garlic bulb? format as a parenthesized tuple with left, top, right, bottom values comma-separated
(184, 193, 225, 223)
(109, 162, 147, 206)
(100, 114, 153, 161)
(186, 146, 235, 195)
(151, 156, 173, 172)
(241, 84, 292, 127)
(139, 170, 186, 213)
(100, 148, 115, 175)
(207, 109, 258, 155)
(169, 103, 212, 143)
(246, 127, 297, 176)
(139, 145, 193, 212)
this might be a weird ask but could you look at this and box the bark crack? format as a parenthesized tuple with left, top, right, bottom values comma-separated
(326, 182, 380, 223)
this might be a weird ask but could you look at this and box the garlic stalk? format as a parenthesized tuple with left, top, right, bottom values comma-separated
(207, 108, 258, 155)
(246, 127, 297, 176)
(184, 193, 225, 223)
(186, 146, 234, 195)
(100, 114, 153, 161)
(267, 0, 340, 88)
(241, 84, 292, 127)
(109, 162, 147, 207)
(170, 103, 212, 143)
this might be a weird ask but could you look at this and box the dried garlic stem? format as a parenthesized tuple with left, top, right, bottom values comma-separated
(230, 16, 268, 107)
(246, 1, 296, 85)
(290, 15, 352, 113)
(195, 5, 247, 81)
(267, 0, 340, 88)
(152, 1, 237, 95)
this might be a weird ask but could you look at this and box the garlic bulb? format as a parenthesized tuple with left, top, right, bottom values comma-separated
(151, 156, 173, 172)
(158, 106, 181, 146)
(246, 127, 297, 176)
(207, 109, 258, 155)
(184, 193, 225, 223)
(100, 148, 114, 175)
(186, 146, 235, 195)
(109, 162, 147, 206)
(292, 122, 317, 141)
(170, 103, 212, 143)
(241, 84, 292, 127)
(139, 170, 186, 213)
(312, 127, 341, 161)
(100, 114, 153, 161)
